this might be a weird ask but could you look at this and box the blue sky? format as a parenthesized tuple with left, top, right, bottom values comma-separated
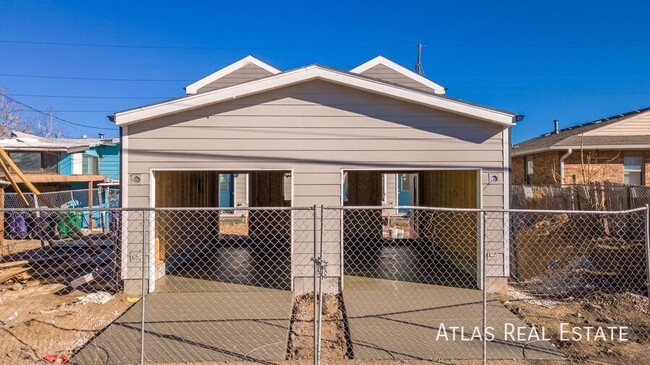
(1, 1, 649, 142)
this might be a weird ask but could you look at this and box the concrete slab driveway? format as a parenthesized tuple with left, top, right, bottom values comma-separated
(73, 276, 293, 364)
(343, 275, 565, 361)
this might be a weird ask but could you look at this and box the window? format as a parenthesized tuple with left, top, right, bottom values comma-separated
(82, 155, 99, 175)
(624, 155, 643, 186)
(9, 151, 60, 173)
(525, 157, 534, 184)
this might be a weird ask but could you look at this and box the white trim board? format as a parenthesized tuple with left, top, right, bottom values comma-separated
(185, 55, 280, 95)
(350, 55, 446, 94)
(115, 66, 516, 127)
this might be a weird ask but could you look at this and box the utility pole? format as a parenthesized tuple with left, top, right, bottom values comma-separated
(415, 43, 424, 76)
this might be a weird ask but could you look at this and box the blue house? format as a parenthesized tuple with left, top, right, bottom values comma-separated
(0, 132, 120, 231)
(0, 131, 120, 192)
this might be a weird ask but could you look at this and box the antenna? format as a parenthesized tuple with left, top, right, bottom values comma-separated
(415, 43, 424, 76)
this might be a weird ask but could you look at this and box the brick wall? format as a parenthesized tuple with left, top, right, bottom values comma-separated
(563, 150, 624, 185)
(511, 156, 524, 184)
(511, 151, 559, 185)
(513, 149, 650, 186)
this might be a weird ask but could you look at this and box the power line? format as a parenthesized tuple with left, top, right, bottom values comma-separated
(1, 70, 648, 84)
(12, 93, 172, 100)
(1, 39, 649, 49)
(2, 94, 116, 131)
(0, 73, 190, 82)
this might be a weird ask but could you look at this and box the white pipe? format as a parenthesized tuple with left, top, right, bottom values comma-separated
(559, 148, 573, 186)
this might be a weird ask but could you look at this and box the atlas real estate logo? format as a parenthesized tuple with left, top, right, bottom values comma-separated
(435, 323, 629, 342)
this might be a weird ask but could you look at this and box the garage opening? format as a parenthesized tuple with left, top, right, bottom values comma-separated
(153, 170, 292, 290)
(342, 170, 479, 289)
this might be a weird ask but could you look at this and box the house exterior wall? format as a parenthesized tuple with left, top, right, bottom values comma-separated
(234, 173, 248, 207)
(58, 153, 73, 175)
(95, 144, 120, 181)
(513, 149, 650, 186)
(511, 151, 559, 185)
(123, 80, 508, 293)
(382, 173, 398, 206)
(562, 150, 623, 185)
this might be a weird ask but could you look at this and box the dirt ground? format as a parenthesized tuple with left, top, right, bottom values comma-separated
(148, 359, 566, 364)
(219, 216, 249, 236)
(500, 288, 650, 364)
(288, 293, 349, 362)
(0, 282, 132, 365)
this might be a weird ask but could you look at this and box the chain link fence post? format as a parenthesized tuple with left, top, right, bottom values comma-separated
(480, 210, 487, 365)
(140, 210, 147, 365)
(645, 204, 650, 313)
(312, 205, 319, 365)
(316, 205, 326, 363)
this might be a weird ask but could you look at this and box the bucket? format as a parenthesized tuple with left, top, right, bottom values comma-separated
(215, 247, 253, 282)
(377, 244, 422, 281)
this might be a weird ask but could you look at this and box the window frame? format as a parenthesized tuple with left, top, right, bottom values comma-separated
(623, 154, 644, 186)
(524, 156, 534, 185)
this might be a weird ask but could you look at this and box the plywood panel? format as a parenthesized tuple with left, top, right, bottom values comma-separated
(419, 170, 479, 277)
(154, 171, 220, 262)
(249, 171, 291, 238)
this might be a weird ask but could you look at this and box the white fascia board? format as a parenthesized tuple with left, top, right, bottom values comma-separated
(185, 55, 281, 95)
(116, 66, 515, 126)
(350, 55, 446, 94)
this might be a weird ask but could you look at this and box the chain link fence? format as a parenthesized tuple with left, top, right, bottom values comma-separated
(4, 188, 121, 209)
(0, 205, 648, 364)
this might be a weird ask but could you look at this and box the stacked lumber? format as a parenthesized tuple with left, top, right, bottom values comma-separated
(0, 260, 32, 285)
(0, 239, 116, 289)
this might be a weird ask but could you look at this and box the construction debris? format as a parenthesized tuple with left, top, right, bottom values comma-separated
(76, 291, 113, 305)
(0, 236, 116, 290)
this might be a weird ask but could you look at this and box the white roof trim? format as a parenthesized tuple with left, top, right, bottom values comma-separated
(350, 55, 446, 94)
(116, 66, 515, 126)
(185, 55, 280, 95)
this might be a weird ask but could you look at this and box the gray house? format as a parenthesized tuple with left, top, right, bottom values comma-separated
(113, 55, 519, 295)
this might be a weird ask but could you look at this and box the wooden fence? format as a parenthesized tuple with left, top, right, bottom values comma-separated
(511, 183, 650, 210)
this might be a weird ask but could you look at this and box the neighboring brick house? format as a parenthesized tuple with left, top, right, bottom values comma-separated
(512, 107, 650, 186)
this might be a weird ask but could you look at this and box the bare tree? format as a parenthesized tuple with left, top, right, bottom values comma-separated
(0, 89, 65, 138)
(0, 89, 33, 138)
(551, 134, 619, 185)
(34, 108, 65, 138)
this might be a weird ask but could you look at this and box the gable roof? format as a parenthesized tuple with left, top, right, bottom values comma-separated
(512, 107, 650, 157)
(115, 62, 517, 127)
(185, 55, 280, 95)
(350, 56, 446, 94)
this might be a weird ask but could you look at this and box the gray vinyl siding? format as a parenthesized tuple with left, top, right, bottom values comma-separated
(358, 64, 437, 93)
(125, 80, 507, 288)
(383, 173, 398, 206)
(195, 63, 275, 94)
(234, 173, 248, 207)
